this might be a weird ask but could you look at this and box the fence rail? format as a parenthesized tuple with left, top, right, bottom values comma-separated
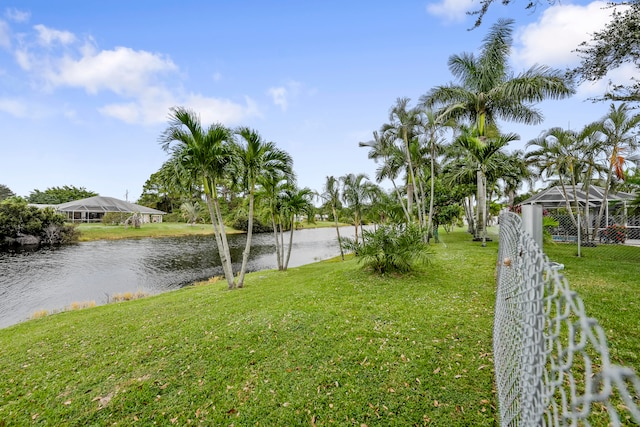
(494, 211, 640, 426)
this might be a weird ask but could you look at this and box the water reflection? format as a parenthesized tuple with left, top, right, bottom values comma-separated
(0, 226, 356, 328)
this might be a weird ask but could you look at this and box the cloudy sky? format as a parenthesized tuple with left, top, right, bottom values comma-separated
(0, 1, 632, 200)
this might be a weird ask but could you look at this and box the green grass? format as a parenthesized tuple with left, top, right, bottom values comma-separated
(0, 229, 638, 425)
(0, 230, 498, 426)
(75, 222, 242, 241)
(543, 242, 640, 370)
(76, 221, 350, 241)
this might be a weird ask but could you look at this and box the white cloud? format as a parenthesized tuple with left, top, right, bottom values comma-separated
(512, 1, 630, 68)
(268, 86, 288, 110)
(34, 24, 76, 46)
(574, 63, 637, 99)
(5, 8, 30, 23)
(0, 20, 10, 49)
(99, 86, 260, 126)
(8, 23, 261, 126)
(45, 46, 177, 96)
(267, 80, 302, 111)
(426, 0, 474, 23)
(0, 98, 27, 117)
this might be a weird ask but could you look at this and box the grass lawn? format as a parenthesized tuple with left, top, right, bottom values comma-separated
(0, 229, 637, 425)
(0, 230, 498, 426)
(75, 222, 242, 241)
(75, 221, 351, 241)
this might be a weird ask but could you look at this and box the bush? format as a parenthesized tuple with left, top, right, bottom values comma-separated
(341, 224, 432, 274)
(102, 212, 131, 225)
(231, 217, 274, 233)
(0, 197, 78, 247)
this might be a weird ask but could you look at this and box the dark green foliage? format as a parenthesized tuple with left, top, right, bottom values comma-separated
(0, 197, 78, 247)
(342, 224, 432, 274)
(0, 184, 14, 201)
(231, 216, 273, 233)
(27, 185, 98, 204)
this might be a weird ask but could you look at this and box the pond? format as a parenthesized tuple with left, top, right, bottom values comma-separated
(0, 226, 357, 329)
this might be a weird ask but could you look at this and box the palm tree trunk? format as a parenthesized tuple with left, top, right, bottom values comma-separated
(403, 129, 417, 218)
(476, 168, 485, 241)
(332, 206, 344, 260)
(595, 168, 613, 241)
(390, 177, 411, 223)
(237, 189, 255, 288)
(279, 219, 286, 271)
(212, 191, 236, 289)
(271, 212, 282, 270)
(205, 192, 235, 289)
(427, 143, 436, 243)
(284, 217, 295, 270)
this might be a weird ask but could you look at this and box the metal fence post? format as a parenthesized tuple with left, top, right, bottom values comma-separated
(521, 205, 543, 249)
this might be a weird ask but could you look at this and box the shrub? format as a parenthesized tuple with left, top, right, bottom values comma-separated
(102, 212, 130, 225)
(341, 224, 432, 274)
(0, 197, 78, 247)
(231, 217, 274, 233)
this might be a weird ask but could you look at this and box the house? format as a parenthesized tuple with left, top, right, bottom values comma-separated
(55, 196, 166, 223)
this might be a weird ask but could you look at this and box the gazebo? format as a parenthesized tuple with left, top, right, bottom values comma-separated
(520, 185, 637, 242)
(56, 196, 166, 223)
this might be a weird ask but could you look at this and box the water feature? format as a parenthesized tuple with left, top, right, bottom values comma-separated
(0, 226, 357, 329)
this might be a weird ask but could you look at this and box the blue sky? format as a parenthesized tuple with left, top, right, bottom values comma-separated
(1, 1, 633, 200)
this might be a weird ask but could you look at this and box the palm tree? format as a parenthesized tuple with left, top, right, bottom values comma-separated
(234, 127, 292, 287)
(418, 107, 458, 240)
(382, 98, 422, 217)
(279, 186, 315, 270)
(422, 18, 572, 244)
(321, 176, 345, 260)
(454, 126, 519, 245)
(256, 171, 289, 270)
(593, 103, 640, 235)
(359, 130, 411, 223)
(421, 18, 574, 138)
(341, 173, 379, 243)
(159, 106, 237, 289)
(180, 201, 201, 225)
(526, 127, 584, 229)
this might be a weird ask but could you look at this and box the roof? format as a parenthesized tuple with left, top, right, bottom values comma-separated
(520, 185, 635, 208)
(55, 196, 166, 215)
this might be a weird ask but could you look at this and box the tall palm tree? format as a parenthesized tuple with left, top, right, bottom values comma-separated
(418, 107, 459, 240)
(422, 18, 572, 244)
(234, 127, 293, 287)
(321, 176, 345, 260)
(159, 107, 237, 289)
(421, 19, 574, 137)
(341, 173, 379, 243)
(593, 103, 640, 234)
(279, 186, 315, 270)
(382, 98, 422, 217)
(256, 171, 290, 270)
(454, 126, 519, 245)
(359, 130, 411, 223)
(526, 127, 585, 229)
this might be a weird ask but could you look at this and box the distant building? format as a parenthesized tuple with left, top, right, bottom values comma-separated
(54, 196, 165, 223)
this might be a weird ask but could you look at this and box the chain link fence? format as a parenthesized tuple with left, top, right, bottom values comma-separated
(494, 211, 640, 426)
(545, 211, 640, 261)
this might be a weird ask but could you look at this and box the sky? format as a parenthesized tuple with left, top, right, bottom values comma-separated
(1, 0, 634, 201)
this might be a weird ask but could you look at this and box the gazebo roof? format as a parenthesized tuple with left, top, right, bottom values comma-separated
(520, 185, 635, 208)
(56, 196, 165, 215)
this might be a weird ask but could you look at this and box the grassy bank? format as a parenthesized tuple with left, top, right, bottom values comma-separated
(0, 231, 498, 426)
(1, 230, 638, 425)
(76, 221, 350, 241)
